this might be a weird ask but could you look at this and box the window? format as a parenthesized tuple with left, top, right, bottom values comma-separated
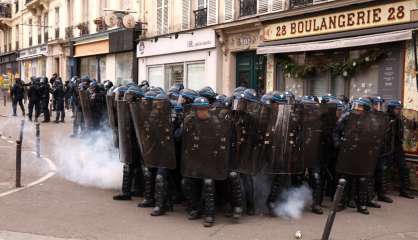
(148, 66, 164, 89)
(115, 52, 133, 85)
(44, 13, 48, 42)
(186, 62, 205, 90)
(15, 25, 19, 49)
(240, 0, 257, 17)
(165, 64, 184, 88)
(54, 7, 60, 39)
(83, 0, 90, 23)
(28, 18, 32, 46)
(156, 0, 168, 35)
(37, 16, 41, 44)
(80, 56, 98, 80)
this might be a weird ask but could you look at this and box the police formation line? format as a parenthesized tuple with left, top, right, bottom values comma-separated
(70, 77, 415, 228)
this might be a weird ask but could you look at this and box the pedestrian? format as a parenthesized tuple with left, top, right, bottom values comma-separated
(10, 78, 25, 116)
(52, 78, 65, 123)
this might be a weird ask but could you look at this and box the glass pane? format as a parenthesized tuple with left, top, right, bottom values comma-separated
(165, 64, 184, 89)
(350, 64, 379, 98)
(331, 75, 345, 97)
(148, 66, 164, 88)
(115, 52, 133, 85)
(187, 63, 205, 90)
(99, 56, 106, 82)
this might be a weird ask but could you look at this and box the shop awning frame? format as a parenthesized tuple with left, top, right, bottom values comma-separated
(16, 53, 47, 61)
(257, 29, 413, 54)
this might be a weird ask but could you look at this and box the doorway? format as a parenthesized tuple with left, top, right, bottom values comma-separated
(236, 51, 266, 95)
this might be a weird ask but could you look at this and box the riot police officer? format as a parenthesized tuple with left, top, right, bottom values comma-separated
(387, 100, 415, 199)
(51, 78, 65, 123)
(27, 77, 41, 122)
(39, 77, 51, 123)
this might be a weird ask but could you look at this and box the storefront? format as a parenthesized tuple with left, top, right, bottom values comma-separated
(17, 45, 48, 82)
(258, 0, 418, 189)
(0, 51, 18, 80)
(258, 0, 418, 100)
(137, 28, 220, 91)
(217, 25, 266, 95)
(73, 29, 137, 85)
(47, 41, 70, 82)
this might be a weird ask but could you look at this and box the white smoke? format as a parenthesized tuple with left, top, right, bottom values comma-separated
(274, 185, 312, 219)
(52, 129, 123, 189)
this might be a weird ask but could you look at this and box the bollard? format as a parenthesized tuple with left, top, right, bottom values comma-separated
(15, 140, 22, 188)
(35, 123, 40, 158)
(321, 178, 347, 240)
(19, 119, 25, 143)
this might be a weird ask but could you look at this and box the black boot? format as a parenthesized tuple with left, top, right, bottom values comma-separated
(357, 177, 369, 215)
(113, 164, 133, 201)
(366, 177, 381, 208)
(138, 168, 155, 208)
(310, 170, 323, 215)
(151, 174, 168, 216)
(203, 179, 215, 228)
(376, 165, 393, 203)
(182, 178, 202, 220)
(229, 172, 243, 220)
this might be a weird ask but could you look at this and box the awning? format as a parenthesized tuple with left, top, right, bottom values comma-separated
(16, 54, 47, 61)
(257, 30, 412, 54)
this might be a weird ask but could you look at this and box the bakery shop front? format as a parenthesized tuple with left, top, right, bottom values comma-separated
(258, 0, 418, 101)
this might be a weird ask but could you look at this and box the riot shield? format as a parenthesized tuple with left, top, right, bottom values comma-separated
(116, 100, 135, 164)
(319, 102, 337, 167)
(106, 94, 118, 148)
(233, 99, 263, 175)
(181, 107, 231, 180)
(79, 90, 95, 130)
(301, 103, 322, 168)
(402, 109, 418, 156)
(263, 103, 304, 175)
(130, 99, 176, 169)
(336, 112, 386, 176)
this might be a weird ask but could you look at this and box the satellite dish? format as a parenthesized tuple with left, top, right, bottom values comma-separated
(104, 14, 118, 27)
(122, 15, 136, 29)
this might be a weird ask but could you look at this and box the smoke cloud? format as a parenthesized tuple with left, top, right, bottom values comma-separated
(274, 185, 312, 220)
(52, 129, 123, 189)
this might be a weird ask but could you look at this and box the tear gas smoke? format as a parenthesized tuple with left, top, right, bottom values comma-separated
(52, 129, 122, 189)
(274, 185, 312, 220)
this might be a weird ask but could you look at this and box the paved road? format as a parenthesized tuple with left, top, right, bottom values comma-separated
(0, 103, 417, 240)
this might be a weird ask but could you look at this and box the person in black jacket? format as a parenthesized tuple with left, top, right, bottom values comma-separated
(52, 78, 65, 123)
(387, 100, 415, 199)
(39, 77, 51, 123)
(27, 77, 41, 122)
(10, 78, 25, 116)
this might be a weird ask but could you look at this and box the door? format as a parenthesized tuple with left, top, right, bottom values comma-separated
(236, 51, 266, 95)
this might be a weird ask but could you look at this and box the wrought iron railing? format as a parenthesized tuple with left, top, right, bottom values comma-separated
(239, 0, 257, 17)
(194, 8, 207, 28)
(65, 26, 73, 39)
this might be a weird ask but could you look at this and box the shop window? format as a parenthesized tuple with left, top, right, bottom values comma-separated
(80, 56, 98, 80)
(165, 64, 184, 89)
(186, 62, 205, 90)
(115, 52, 133, 85)
(99, 56, 106, 82)
(148, 66, 164, 89)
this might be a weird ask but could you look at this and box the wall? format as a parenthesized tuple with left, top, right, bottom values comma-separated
(404, 40, 418, 110)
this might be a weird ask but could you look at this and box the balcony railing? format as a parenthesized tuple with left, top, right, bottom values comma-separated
(240, 0, 257, 17)
(0, 3, 11, 18)
(77, 22, 89, 36)
(194, 8, 207, 28)
(65, 26, 73, 39)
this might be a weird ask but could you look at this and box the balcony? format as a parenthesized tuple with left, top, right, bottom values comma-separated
(239, 0, 257, 17)
(65, 26, 73, 39)
(194, 8, 207, 28)
(94, 17, 107, 33)
(77, 22, 89, 36)
(25, 0, 48, 15)
(0, 3, 11, 19)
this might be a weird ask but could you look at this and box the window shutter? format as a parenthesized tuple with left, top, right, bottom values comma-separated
(156, 0, 163, 34)
(207, 0, 217, 25)
(163, 0, 169, 34)
(224, 0, 233, 21)
(257, 0, 268, 14)
(270, 0, 285, 12)
(181, 0, 190, 30)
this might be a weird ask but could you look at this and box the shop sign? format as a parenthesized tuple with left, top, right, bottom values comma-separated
(137, 28, 216, 58)
(19, 45, 48, 59)
(264, 0, 415, 41)
(228, 31, 261, 51)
